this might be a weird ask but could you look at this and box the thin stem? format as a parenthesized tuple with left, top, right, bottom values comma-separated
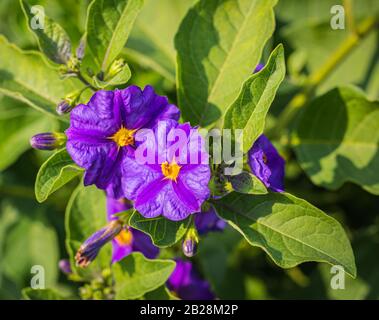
(343, 0, 356, 33)
(76, 72, 97, 91)
(273, 16, 378, 138)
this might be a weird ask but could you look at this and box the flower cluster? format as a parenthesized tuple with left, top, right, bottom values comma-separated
(31, 83, 285, 300)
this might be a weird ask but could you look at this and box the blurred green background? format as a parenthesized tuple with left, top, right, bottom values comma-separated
(0, 0, 378, 299)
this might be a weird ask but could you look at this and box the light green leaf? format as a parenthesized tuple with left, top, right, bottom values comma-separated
(0, 35, 81, 118)
(35, 148, 83, 203)
(213, 192, 356, 277)
(175, 0, 277, 127)
(126, 0, 194, 83)
(0, 95, 51, 171)
(20, 0, 72, 64)
(223, 44, 285, 152)
(129, 212, 190, 247)
(292, 86, 379, 195)
(85, 0, 143, 74)
(228, 171, 267, 195)
(92, 63, 131, 88)
(113, 252, 175, 300)
(65, 185, 111, 280)
(22, 288, 66, 300)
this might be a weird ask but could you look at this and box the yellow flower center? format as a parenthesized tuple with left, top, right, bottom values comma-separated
(114, 228, 133, 246)
(161, 160, 181, 182)
(111, 126, 136, 147)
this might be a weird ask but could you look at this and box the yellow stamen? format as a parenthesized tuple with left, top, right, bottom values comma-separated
(262, 153, 268, 164)
(161, 160, 181, 182)
(110, 126, 137, 147)
(114, 229, 133, 246)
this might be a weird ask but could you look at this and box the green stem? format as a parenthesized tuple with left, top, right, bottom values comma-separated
(343, 0, 356, 33)
(273, 16, 378, 139)
(76, 72, 97, 91)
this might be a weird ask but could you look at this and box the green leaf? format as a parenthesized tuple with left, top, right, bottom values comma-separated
(20, 0, 72, 64)
(0, 95, 51, 171)
(22, 288, 66, 300)
(129, 211, 190, 248)
(92, 63, 131, 88)
(197, 227, 245, 299)
(143, 285, 179, 300)
(126, 0, 194, 83)
(65, 185, 111, 280)
(228, 171, 267, 195)
(112, 252, 175, 300)
(84, 0, 143, 74)
(0, 35, 81, 118)
(292, 86, 379, 195)
(2, 202, 59, 289)
(223, 44, 286, 152)
(35, 148, 83, 203)
(213, 192, 357, 277)
(175, 0, 277, 127)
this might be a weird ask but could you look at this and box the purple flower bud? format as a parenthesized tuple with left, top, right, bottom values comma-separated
(182, 238, 197, 257)
(75, 220, 123, 268)
(254, 63, 264, 73)
(58, 259, 72, 274)
(30, 132, 67, 150)
(76, 37, 86, 61)
(56, 100, 73, 115)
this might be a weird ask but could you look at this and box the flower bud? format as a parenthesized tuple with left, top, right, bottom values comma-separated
(182, 238, 197, 257)
(56, 89, 83, 115)
(75, 220, 123, 268)
(76, 37, 86, 61)
(56, 100, 73, 115)
(182, 226, 199, 258)
(30, 132, 66, 150)
(58, 259, 72, 274)
(254, 63, 264, 73)
(107, 58, 125, 79)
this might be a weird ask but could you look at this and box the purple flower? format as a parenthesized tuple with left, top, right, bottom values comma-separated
(247, 134, 285, 192)
(75, 220, 123, 268)
(107, 196, 159, 263)
(30, 132, 66, 150)
(121, 121, 211, 221)
(66, 85, 180, 199)
(167, 259, 214, 300)
(194, 206, 226, 235)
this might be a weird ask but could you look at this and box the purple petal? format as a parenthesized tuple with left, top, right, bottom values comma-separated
(167, 259, 214, 300)
(247, 134, 285, 192)
(194, 206, 226, 235)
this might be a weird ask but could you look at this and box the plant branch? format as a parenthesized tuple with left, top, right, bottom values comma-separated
(273, 16, 378, 138)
